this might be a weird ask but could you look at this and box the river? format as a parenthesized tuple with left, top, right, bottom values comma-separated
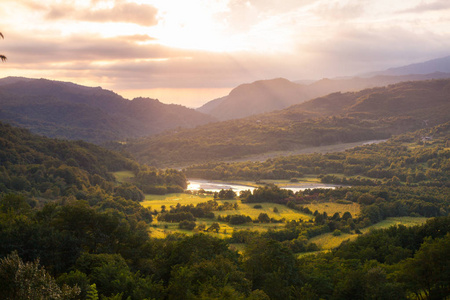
(187, 179, 339, 193)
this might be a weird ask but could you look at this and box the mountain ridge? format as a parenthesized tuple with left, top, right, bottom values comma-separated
(197, 72, 450, 121)
(362, 55, 450, 77)
(0, 77, 216, 143)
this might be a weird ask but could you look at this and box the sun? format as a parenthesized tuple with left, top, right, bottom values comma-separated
(143, 0, 244, 52)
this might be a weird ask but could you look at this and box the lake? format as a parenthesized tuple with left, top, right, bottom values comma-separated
(187, 179, 339, 193)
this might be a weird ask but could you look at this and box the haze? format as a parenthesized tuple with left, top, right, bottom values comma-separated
(1, 0, 450, 107)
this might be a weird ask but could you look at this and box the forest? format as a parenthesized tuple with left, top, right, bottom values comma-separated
(186, 122, 450, 186)
(1, 117, 449, 299)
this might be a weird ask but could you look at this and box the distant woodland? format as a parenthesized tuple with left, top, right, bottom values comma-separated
(121, 79, 450, 167)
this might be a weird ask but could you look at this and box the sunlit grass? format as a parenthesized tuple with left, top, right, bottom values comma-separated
(361, 216, 429, 230)
(308, 216, 429, 250)
(142, 193, 215, 210)
(304, 202, 361, 217)
(143, 193, 312, 238)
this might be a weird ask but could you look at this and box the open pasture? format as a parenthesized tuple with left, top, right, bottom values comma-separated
(304, 201, 361, 217)
(143, 193, 312, 238)
(308, 216, 429, 250)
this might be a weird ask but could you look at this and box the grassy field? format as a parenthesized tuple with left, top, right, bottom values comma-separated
(142, 194, 366, 240)
(142, 193, 313, 238)
(142, 193, 214, 208)
(308, 216, 429, 250)
(304, 202, 361, 217)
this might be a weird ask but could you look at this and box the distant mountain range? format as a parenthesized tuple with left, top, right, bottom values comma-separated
(198, 55, 450, 121)
(2, 55, 449, 146)
(0, 77, 216, 143)
(124, 79, 450, 166)
(362, 55, 450, 77)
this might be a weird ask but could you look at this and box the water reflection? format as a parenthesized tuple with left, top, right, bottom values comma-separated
(187, 179, 338, 193)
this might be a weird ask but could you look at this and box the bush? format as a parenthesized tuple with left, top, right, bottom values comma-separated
(179, 220, 196, 230)
(158, 212, 196, 222)
(333, 229, 342, 236)
(229, 214, 252, 225)
(253, 204, 263, 209)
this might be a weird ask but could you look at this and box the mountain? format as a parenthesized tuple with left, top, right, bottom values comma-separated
(124, 79, 450, 167)
(197, 78, 313, 120)
(0, 77, 216, 143)
(362, 55, 450, 76)
(306, 72, 450, 96)
(198, 73, 450, 121)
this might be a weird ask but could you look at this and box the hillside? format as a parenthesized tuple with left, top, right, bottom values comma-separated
(197, 78, 312, 120)
(198, 73, 450, 121)
(0, 77, 216, 143)
(186, 121, 450, 185)
(124, 79, 450, 167)
(0, 121, 187, 199)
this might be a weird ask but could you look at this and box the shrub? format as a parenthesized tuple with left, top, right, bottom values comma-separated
(179, 220, 196, 230)
(333, 229, 342, 236)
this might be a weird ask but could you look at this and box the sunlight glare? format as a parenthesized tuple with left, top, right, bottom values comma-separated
(144, 0, 243, 52)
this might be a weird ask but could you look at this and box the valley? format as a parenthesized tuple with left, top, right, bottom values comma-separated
(1, 60, 449, 299)
(2, 1, 450, 297)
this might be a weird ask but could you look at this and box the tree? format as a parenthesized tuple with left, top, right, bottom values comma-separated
(244, 239, 301, 299)
(207, 222, 221, 233)
(258, 213, 271, 223)
(0, 32, 6, 62)
(397, 234, 450, 299)
(0, 251, 80, 299)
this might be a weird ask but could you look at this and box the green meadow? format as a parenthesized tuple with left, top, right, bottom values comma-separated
(304, 201, 361, 217)
(308, 216, 429, 250)
(142, 193, 312, 238)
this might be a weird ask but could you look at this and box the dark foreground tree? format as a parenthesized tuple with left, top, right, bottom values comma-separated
(0, 251, 80, 299)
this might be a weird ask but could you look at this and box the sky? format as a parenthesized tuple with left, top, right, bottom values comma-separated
(1, 0, 450, 107)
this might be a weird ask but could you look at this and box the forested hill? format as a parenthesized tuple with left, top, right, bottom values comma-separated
(0, 77, 216, 143)
(123, 79, 450, 167)
(0, 121, 187, 202)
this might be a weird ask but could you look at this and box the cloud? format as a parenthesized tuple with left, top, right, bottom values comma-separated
(3, 33, 179, 64)
(312, 0, 368, 21)
(400, 0, 450, 13)
(3, 29, 304, 89)
(301, 25, 450, 75)
(118, 34, 156, 42)
(230, 0, 314, 14)
(46, 1, 158, 26)
(221, 0, 314, 33)
(15, 0, 47, 10)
